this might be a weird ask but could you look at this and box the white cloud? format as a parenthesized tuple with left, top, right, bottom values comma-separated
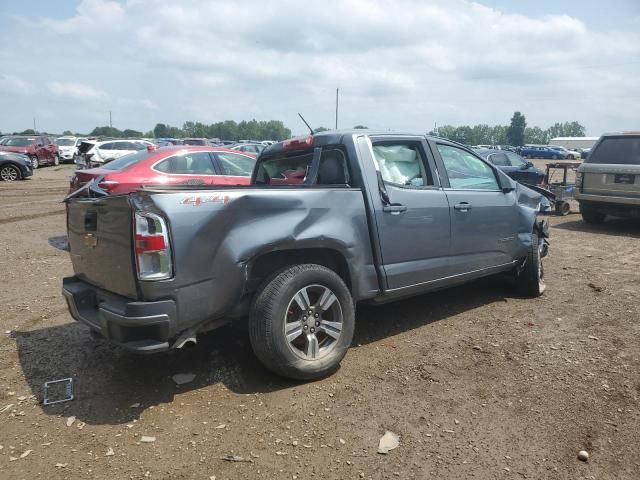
(0, 0, 638, 135)
(0, 74, 31, 95)
(48, 82, 111, 102)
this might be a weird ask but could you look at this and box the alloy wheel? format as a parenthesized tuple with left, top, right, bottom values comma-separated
(283, 284, 344, 360)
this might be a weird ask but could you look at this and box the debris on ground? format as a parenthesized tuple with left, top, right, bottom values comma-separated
(221, 455, 252, 463)
(172, 373, 196, 385)
(140, 436, 156, 443)
(377, 431, 400, 454)
(578, 450, 589, 462)
(65, 416, 76, 427)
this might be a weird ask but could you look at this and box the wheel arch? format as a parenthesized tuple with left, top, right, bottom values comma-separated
(247, 247, 352, 295)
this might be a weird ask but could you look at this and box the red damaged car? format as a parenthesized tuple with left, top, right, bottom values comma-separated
(68, 146, 256, 195)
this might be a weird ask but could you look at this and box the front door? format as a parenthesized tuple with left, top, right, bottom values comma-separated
(433, 142, 517, 276)
(358, 136, 452, 291)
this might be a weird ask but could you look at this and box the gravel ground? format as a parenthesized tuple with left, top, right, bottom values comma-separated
(1, 165, 639, 479)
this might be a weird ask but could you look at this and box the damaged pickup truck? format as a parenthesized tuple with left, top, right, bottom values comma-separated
(63, 131, 549, 380)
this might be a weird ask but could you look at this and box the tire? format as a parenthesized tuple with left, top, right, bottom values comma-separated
(53, 154, 60, 166)
(552, 154, 559, 160)
(30, 156, 39, 169)
(567, 155, 574, 160)
(249, 264, 355, 380)
(0, 164, 21, 182)
(555, 201, 570, 216)
(580, 203, 606, 224)
(514, 233, 546, 297)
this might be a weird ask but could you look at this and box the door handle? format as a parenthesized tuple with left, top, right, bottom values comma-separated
(454, 202, 472, 211)
(383, 203, 408, 214)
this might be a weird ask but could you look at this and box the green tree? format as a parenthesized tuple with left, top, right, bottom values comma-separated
(524, 126, 549, 145)
(62, 130, 73, 136)
(353, 125, 368, 129)
(89, 126, 123, 137)
(123, 129, 143, 137)
(153, 123, 169, 138)
(546, 121, 586, 140)
(506, 112, 526, 146)
(20, 129, 36, 135)
(313, 127, 329, 133)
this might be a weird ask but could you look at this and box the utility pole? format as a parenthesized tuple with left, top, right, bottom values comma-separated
(33, 117, 37, 133)
(109, 111, 113, 130)
(335, 88, 339, 130)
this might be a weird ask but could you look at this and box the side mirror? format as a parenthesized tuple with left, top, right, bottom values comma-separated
(523, 161, 534, 169)
(495, 168, 515, 192)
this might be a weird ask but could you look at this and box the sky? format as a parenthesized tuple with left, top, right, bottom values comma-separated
(0, 0, 639, 136)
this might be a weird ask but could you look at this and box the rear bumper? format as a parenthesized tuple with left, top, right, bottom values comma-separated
(575, 192, 640, 206)
(62, 276, 176, 353)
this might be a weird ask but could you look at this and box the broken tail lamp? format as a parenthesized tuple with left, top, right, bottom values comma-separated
(134, 212, 173, 280)
(282, 135, 314, 151)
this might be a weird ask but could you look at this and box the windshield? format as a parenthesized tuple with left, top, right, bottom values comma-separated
(56, 138, 75, 146)
(4, 137, 33, 147)
(506, 152, 528, 167)
(102, 150, 154, 170)
(587, 136, 640, 165)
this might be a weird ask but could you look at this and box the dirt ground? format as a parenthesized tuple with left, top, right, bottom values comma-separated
(1, 165, 639, 480)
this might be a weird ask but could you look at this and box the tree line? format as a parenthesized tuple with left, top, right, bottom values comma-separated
(429, 112, 586, 146)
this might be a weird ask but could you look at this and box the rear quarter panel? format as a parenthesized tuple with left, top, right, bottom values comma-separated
(133, 187, 377, 328)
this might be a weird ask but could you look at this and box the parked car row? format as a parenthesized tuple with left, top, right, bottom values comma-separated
(0, 135, 60, 168)
(518, 144, 581, 160)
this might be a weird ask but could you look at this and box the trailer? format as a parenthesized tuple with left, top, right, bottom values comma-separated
(548, 137, 599, 150)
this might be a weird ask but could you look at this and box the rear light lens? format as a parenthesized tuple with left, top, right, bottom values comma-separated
(134, 212, 173, 281)
(282, 135, 314, 151)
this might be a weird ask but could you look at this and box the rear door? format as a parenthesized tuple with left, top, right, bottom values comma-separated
(212, 151, 256, 184)
(357, 135, 452, 290)
(34, 137, 49, 162)
(581, 135, 640, 199)
(433, 142, 517, 275)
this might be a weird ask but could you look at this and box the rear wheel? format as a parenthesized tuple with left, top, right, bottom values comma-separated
(580, 203, 606, 224)
(555, 201, 571, 216)
(0, 164, 21, 181)
(30, 156, 39, 169)
(249, 264, 355, 380)
(514, 233, 546, 297)
(552, 154, 559, 160)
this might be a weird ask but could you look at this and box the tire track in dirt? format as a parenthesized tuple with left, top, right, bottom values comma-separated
(0, 209, 64, 225)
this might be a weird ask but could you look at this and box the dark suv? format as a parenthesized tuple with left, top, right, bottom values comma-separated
(576, 132, 640, 223)
(0, 135, 60, 168)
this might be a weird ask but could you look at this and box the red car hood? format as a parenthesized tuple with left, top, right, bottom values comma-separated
(0, 146, 31, 154)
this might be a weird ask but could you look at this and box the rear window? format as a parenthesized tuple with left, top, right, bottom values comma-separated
(254, 148, 350, 185)
(102, 150, 154, 170)
(588, 136, 640, 165)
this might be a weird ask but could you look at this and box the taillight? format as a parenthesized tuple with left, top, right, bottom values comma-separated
(134, 212, 173, 281)
(282, 135, 314, 150)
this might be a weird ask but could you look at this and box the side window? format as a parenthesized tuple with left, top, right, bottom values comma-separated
(506, 152, 527, 167)
(437, 144, 499, 190)
(154, 152, 215, 174)
(317, 148, 350, 185)
(371, 143, 433, 187)
(113, 141, 132, 150)
(215, 152, 256, 176)
(488, 153, 509, 166)
(100, 142, 114, 151)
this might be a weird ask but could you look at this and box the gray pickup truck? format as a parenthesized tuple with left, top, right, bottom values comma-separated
(63, 131, 549, 380)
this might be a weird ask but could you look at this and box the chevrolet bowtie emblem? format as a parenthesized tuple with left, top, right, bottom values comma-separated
(84, 233, 97, 248)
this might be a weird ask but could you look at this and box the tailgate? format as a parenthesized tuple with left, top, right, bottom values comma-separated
(581, 164, 640, 198)
(67, 196, 138, 298)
